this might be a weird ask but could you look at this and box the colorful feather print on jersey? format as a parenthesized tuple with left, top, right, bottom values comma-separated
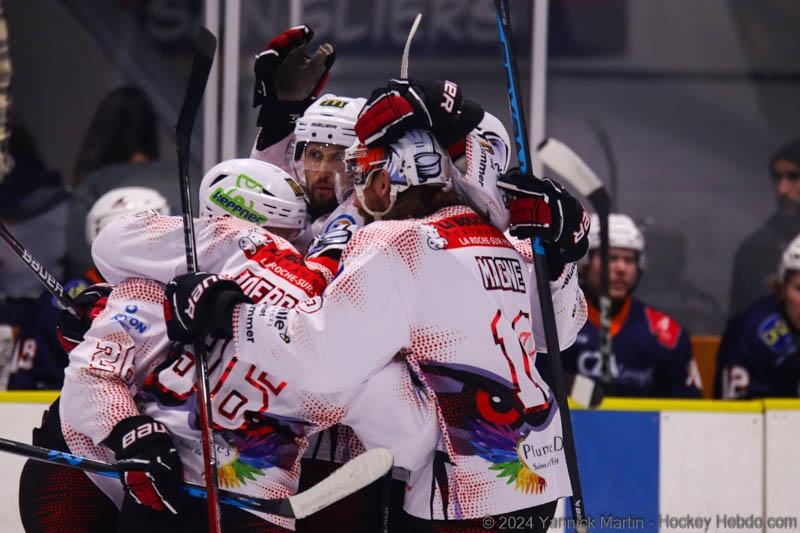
(470, 419, 547, 494)
(420, 363, 556, 495)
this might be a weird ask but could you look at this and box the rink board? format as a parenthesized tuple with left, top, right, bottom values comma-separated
(0, 395, 799, 533)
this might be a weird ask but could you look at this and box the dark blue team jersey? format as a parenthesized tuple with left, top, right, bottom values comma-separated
(2, 276, 94, 389)
(561, 297, 702, 397)
(714, 295, 800, 399)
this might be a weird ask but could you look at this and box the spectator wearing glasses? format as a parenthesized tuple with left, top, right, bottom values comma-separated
(729, 140, 800, 316)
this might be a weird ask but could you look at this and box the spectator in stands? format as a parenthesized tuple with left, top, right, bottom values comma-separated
(561, 213, 703, 397)
(715, 233, 800, 398)
(0, 121, 68, 389)
(66, 86, 178, 278)
(729, 139, 800, 316)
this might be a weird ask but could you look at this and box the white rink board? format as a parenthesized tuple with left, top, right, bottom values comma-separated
(659, 411, 763, 533)
(0, 402, 50, 533)
(765, 409, 800, 533)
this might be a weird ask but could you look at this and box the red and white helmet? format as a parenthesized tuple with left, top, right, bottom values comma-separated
(86, 186, 169, 244)
(779, 233, 800, 281)
(588, 213, 646, 269)
(200, 158, 309, 233)
(346, 129, 457, 219)
(452, 111, 512, 231)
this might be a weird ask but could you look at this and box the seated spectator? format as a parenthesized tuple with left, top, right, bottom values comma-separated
(66, 86, 179, 279)
(561, 213, 703, 397)
(715, 233, 800, 398)
(729, 139, 800, 316)
(0, 122, 68, 389)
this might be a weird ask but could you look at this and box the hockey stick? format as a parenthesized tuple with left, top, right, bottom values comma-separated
(493, 2, 588, 531)
(537, 138, 614, 390)
(0, 436, 392, 518)
(0, 222, 78, 316)
(174, 26, 222, 531)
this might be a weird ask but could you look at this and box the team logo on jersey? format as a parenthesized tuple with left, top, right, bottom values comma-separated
(238, 230, 272, 254)
(323, 214, 357, 235)
(757, 314, 795, 354)
(475, 256, 526, 293)
(644, 307, 681, 349)
(420, 224, 447, 250)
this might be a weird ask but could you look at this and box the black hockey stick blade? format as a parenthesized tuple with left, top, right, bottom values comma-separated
(176, 27, 216, 147)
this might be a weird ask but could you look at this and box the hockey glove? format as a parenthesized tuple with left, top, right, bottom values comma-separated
(355, 78, 484, 153)
(498, 168, 590, 280)
(106, 416, 183, 514)
(163, 272, 252, 345)
(56, 283, 113, 353)
(253, 24, 336, 150)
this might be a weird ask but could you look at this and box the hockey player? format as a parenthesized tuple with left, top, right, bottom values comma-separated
(60, 159, 436, 532)
(18, 186, 169, 532)
(249, 25, 366, 254)
(560, 213, 702, 397)
(163, 123, 590, 531)
(715, 233, 800, 398)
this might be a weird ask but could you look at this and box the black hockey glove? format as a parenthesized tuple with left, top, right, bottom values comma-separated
(56, 283, 113, 353)
(253, 24, 336, 150)
(163, 272, 252, 344)
(106, 416, 183, 514)
(355, 78, 484, 151)
(498, 168, 590, 280)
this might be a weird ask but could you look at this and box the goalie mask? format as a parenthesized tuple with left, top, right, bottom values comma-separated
(86, 187, 170, 244)
(587, 213, 646, 269)
(452, 112, 512, 231)
(292, 94, 366, 204)
(345, 129, 456, 219)
(200, 158, 309, 236)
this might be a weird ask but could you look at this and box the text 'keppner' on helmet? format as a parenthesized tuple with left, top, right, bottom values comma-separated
(588, 212, 646, 269)
(778, 233, 800, 281)
(292, 94, 366, 203)
(346, 129, 457, 219)
(200, 158, 309, 236)
(86, 186, 170, 244)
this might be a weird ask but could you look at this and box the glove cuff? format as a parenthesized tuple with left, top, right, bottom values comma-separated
(106, 415, 172, 459)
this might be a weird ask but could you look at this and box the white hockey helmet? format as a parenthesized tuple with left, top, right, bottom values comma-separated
(588, 213, 646, 269)
(452, 112, 512, 231)
(200, 158, 309, 232)
(779, 233, 800, 281)
(292, 94, 366, 202)
(86, 186, 170, 244)
(346, 129, 457, 219)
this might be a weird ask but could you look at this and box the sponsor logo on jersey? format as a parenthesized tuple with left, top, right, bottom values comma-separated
(757, 314, 795, 354)
(644, 307, 681, 350)
(110, 311, 148, 334)
(235, 269, 300, 308)
(476, 256, 526, 293)
(211, 188, 268, 225)
(319, 99, 347, 108)
(430, 213, 516, 250)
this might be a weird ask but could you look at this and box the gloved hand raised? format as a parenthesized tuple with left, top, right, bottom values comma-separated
(106, 416, 183, 514)
(163, 272, 252, 344)
(498, 168, 591, 279)
(56, 283, 113, 352)
(355, 78, 484, 151)
(253, 25, 336, 150)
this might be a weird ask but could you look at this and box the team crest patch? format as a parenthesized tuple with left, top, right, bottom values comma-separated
(757, 314, 795, 354)
(644, 307, 681, 349)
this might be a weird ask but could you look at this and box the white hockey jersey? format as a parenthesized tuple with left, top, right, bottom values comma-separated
(232, 205, 587, 520)
(62, 212, 437, 529)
